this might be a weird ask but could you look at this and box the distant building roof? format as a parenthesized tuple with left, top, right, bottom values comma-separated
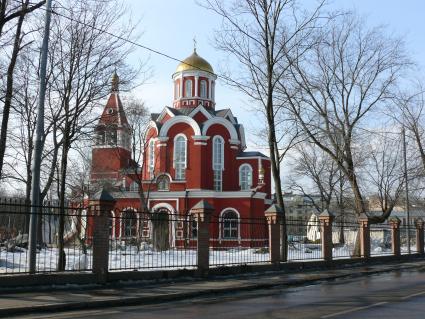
(237, 151, 269, 158)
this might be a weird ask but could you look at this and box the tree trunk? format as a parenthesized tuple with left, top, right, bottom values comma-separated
(57, 139, 69, 271)
(0, 5, 26, 180)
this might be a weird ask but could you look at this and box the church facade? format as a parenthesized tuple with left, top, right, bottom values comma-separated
(89, 50, 272, 246)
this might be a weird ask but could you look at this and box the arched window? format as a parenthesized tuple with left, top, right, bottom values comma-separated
(200, 80, 207, 98)
(148, 140, 155, 179)
(221, 210, 239, 239)
(157, 174, 170, 191)
(185, 79, 192, 97)
(173, 134, 187, 180)
(239, 164, 253, 190)
(122, 210, 137, 239)
(129, 181, 138, 192)
(212, 136, 224, 191)
(96, 131, 105, 145)
(107, 130, 117, 145)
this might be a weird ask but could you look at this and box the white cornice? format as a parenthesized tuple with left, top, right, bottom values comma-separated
(201, 117, 238, 140)
(192, 135, 210, 141)
(188, 104, 213, 120)
(159, 115, 202, 137)
(236, 156, 271, 161)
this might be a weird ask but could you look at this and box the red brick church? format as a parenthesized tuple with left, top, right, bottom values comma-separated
(89, 49, 272, 244)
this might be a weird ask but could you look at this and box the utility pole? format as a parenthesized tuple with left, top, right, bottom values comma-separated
(28, 0, 53, 274)
(402, 124, 411, 254)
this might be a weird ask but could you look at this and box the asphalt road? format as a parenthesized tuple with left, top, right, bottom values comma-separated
(15, 268, 425, 319)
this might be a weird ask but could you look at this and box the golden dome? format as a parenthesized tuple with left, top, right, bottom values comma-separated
(175, 50, 214, 74)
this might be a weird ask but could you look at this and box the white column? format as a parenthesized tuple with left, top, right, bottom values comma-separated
(208, 80, 212, 100)
(195, 75, 199, 97)
(180, 74, 184, 98)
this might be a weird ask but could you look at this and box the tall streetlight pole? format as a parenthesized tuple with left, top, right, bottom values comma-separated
(27, 0, 53, 274)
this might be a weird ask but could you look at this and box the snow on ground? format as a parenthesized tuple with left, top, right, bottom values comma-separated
(0, 242, 411, 274)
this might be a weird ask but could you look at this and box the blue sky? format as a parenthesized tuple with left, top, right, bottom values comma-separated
(127, 0, 425, 150)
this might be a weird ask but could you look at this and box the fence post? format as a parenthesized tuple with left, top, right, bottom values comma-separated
(358, 214, 371, 259)
(89, 189, 115, 283)
(415, 218, 424, 255)
(319, 210, 334, 262)
(190, 200, 214, 273)
(389, 217, 401, 257)
(265, 204, 282, 264)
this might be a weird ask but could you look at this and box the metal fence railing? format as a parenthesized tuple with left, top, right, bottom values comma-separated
(0, 199, 91, 274)
(1, 199, 425, 276)
(287, 217, 323, 261)
(401, 222, 418, 254)
(332, 221, 359, 259)
(370, 222, 393, 256)
(209, 216, 269, 267)
(108, 211, 197, 271)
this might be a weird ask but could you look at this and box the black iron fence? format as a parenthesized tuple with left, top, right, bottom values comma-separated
(332, 220, 360, 259)
(1, 200, 425, 275)
(370, 222, 393, 256)
(108, 211, 197, 271)
(0, 199, 91, 274)
(287, 217, 323, 261)
(209, 216, 269, 266)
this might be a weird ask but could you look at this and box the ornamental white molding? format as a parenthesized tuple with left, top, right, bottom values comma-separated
(148, 199, 179, 213)
(111, 190, 269, 200)
(172, 69, 217, 80)
(157, 137, 169, 142)
(148, 190, 268, 199)
(188, 104, 213, 120)
(238, 125, 247, 150)
(229, 139, 241, 145)
(147, 120, 159, 135)
(236, 156, 271, 161)
(201, 117, 238, 140)
(192, 135, 210, 141)
(159, 115, 201, 137)
(157, 107, 176, 122)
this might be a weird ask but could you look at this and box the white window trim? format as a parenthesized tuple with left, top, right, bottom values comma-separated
(239, 163, 253, 190)
(185, 79, 193, 97)
(200, 79, 207, 98)
(212, 135, 225, 171)
(218, 208, 241, 241)
(119, 208, 138, 239)
(173, 133, 187, 168)
(148, 139, 155, 178)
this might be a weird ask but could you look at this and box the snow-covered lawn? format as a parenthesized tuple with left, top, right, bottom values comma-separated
(0, 242, 415, 274)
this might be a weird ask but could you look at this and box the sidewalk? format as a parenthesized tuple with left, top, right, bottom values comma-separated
(1, 260, 425, 318)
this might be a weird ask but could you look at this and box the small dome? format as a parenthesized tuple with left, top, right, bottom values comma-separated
(176, 50, 214, 74)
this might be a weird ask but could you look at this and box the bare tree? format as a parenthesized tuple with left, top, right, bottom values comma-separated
(363, 131, 407, 222)
(0, 0, 45, 181)
(45, 0, 141, 270)
(282, 12, 410, 223)
(288, 142, 340, 213)
(397, 82, 425, 176)
(201, 0, 326, 261)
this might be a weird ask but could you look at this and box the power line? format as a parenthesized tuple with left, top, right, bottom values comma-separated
(26, 1, 248, 91)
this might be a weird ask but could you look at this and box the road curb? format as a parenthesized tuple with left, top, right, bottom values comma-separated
(0, 262, 424, 318)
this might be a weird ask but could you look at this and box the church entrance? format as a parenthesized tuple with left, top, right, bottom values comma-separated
(151, 208, 171, 251)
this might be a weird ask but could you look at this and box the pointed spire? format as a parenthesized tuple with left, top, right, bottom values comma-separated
(193, 36, 197, 53)
(111, 71, 119, 92)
